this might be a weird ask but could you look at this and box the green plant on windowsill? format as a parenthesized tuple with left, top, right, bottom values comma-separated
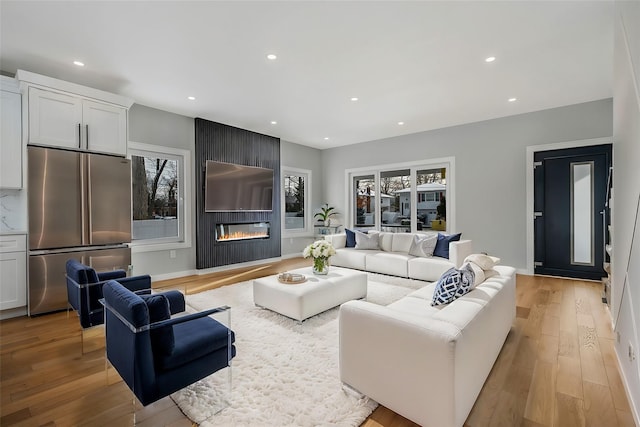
(314, 204, 337, 226)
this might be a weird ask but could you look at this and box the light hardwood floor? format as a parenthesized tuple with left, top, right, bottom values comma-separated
(0, 259, 636, 426)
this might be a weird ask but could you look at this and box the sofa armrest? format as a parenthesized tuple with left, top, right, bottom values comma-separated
(324, 233, 346, 249)
(449, 239, 472, 268)
(339, 300, 461, 427)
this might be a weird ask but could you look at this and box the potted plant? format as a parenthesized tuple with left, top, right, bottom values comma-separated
(314, 203, 337, 226)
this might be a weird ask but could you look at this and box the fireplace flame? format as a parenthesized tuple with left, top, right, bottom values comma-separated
(217, 231, 269, 241)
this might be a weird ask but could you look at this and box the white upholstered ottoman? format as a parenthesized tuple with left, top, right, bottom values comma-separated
(253, 266, 367, 321)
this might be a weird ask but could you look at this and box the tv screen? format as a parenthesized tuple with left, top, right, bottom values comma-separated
(205, 161, 273, 212)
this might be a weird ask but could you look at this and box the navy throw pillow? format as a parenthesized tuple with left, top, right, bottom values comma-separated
(345, 229, 356, 248)
(431, 264, 475, 306)
(433, 233, 462, 259)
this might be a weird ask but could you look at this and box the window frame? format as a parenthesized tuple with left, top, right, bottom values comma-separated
(128, 141, 192, 253)
(281, 166, 313, 237)
(345, 157, 455, 233)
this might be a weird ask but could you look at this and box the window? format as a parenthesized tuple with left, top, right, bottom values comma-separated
(282, 167, 312, 236)
(347, 158, 453, 233)
(128, 142, 191, 251)
(353, 174, 376, 229)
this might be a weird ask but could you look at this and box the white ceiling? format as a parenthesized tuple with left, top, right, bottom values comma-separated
(0, 1, 613, 149)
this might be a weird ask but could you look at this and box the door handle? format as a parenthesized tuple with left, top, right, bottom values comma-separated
(77, 123, 82, 148)
(86, 124, 89, 147)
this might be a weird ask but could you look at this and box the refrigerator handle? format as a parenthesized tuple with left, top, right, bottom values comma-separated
(86, 124, 89, 147)
(80, 154, 88, 245)
(86, 155, 93, 245)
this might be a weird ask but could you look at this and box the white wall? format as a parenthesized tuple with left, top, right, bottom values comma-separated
(321, 99, 613, 270)
(280, 140, 323, 257)
(128, 104, 196, 277)
(612, 0, 640, 421)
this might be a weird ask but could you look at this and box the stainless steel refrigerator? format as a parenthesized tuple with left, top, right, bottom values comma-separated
(28, 146, 132, 315)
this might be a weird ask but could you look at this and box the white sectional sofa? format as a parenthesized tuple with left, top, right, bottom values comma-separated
(324, 231, 473, 282)
(339, 265, 516, 427)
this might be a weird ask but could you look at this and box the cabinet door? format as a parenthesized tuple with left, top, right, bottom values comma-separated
(0, 251, 27, 310)
(0, 90, 22, 188)
(82, 100, 127, 155)
(29, 87, 83, 149)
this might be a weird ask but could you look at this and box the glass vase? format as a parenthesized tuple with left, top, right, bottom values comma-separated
(312, 257, 329, 275)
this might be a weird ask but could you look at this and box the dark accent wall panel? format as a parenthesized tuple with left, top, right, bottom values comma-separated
(195, 118, 281, 269)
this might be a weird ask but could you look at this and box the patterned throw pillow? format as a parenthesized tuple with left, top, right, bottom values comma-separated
(408, 234, 438, 257)
(431, 264, 476, 306)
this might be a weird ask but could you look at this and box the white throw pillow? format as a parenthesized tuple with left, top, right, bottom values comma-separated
(408, 234, 438, 257)
(464, 262, 486, 288)
(464, 253, 501, 270)
(355, 230, 380, 250)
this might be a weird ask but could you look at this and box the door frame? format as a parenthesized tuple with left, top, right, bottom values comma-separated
(526, 137, 612, 276)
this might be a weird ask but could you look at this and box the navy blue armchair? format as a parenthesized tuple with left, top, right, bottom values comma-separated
(102, 280, 236, 406)
(66, 259, 153, 328)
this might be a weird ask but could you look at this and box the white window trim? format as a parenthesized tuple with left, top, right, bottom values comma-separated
(128, 141, 192, 253)
(344, 156, 455, 233)
(281, 166, 313, 237)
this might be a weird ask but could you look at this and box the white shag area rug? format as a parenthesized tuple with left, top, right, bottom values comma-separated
(171, 272, 425, 427)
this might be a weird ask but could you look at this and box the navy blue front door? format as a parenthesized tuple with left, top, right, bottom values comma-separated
(534, 144, 612, 280)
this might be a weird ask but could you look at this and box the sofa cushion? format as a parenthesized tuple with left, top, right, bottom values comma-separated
(378, 232, 394, 252)
(433, 233, 462, 259)
(365, 252, 411, 277)
(431, 264, 475, 306)
(408, 234, 438, 257)
(407, 256, 455, 282)
(355, 231, 380, 250)
(156, 316, 233, 371)
(332, 248, 369, 270)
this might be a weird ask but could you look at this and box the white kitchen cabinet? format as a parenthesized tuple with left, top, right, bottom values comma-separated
(17, 70, 133, 156)
(1, 77, 23, 189)
(82, 99, 127, 155)
(28, 87, 127, 155)
(0, 234, 27, 311)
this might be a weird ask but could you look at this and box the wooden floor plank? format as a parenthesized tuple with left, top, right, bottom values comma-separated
(524, 360, 557, 426)
(583, 380, 618, 427)
(554, 392, 586, 427)
(0, 262, 634, 427)
(557, 355, 584, 399)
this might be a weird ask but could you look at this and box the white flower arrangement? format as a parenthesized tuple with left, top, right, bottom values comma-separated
(303, 240, 336, 260)
(303, 240, 336, 273)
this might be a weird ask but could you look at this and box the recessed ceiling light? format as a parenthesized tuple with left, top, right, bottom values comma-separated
(485, 56, 496, 63)
(398, 121, 405, 126)
(324, 137, 330, 140)
(508, 97, 517, 102)
(266, 54, 277, 60)
(73, 60, 85, 67)
(350, 97, 359, 102)
(187, 96, 196, 101)
(271, 121, 277, 125)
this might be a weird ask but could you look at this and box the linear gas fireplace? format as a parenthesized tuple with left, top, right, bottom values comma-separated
(215, 222, 270, 242)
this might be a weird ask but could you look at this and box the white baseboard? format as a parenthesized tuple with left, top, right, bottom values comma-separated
(0, 306, 27, 320)
(615, 347, 640, 426)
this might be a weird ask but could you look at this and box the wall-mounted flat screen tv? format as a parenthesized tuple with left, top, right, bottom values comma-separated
(205, 161, 274, 212)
